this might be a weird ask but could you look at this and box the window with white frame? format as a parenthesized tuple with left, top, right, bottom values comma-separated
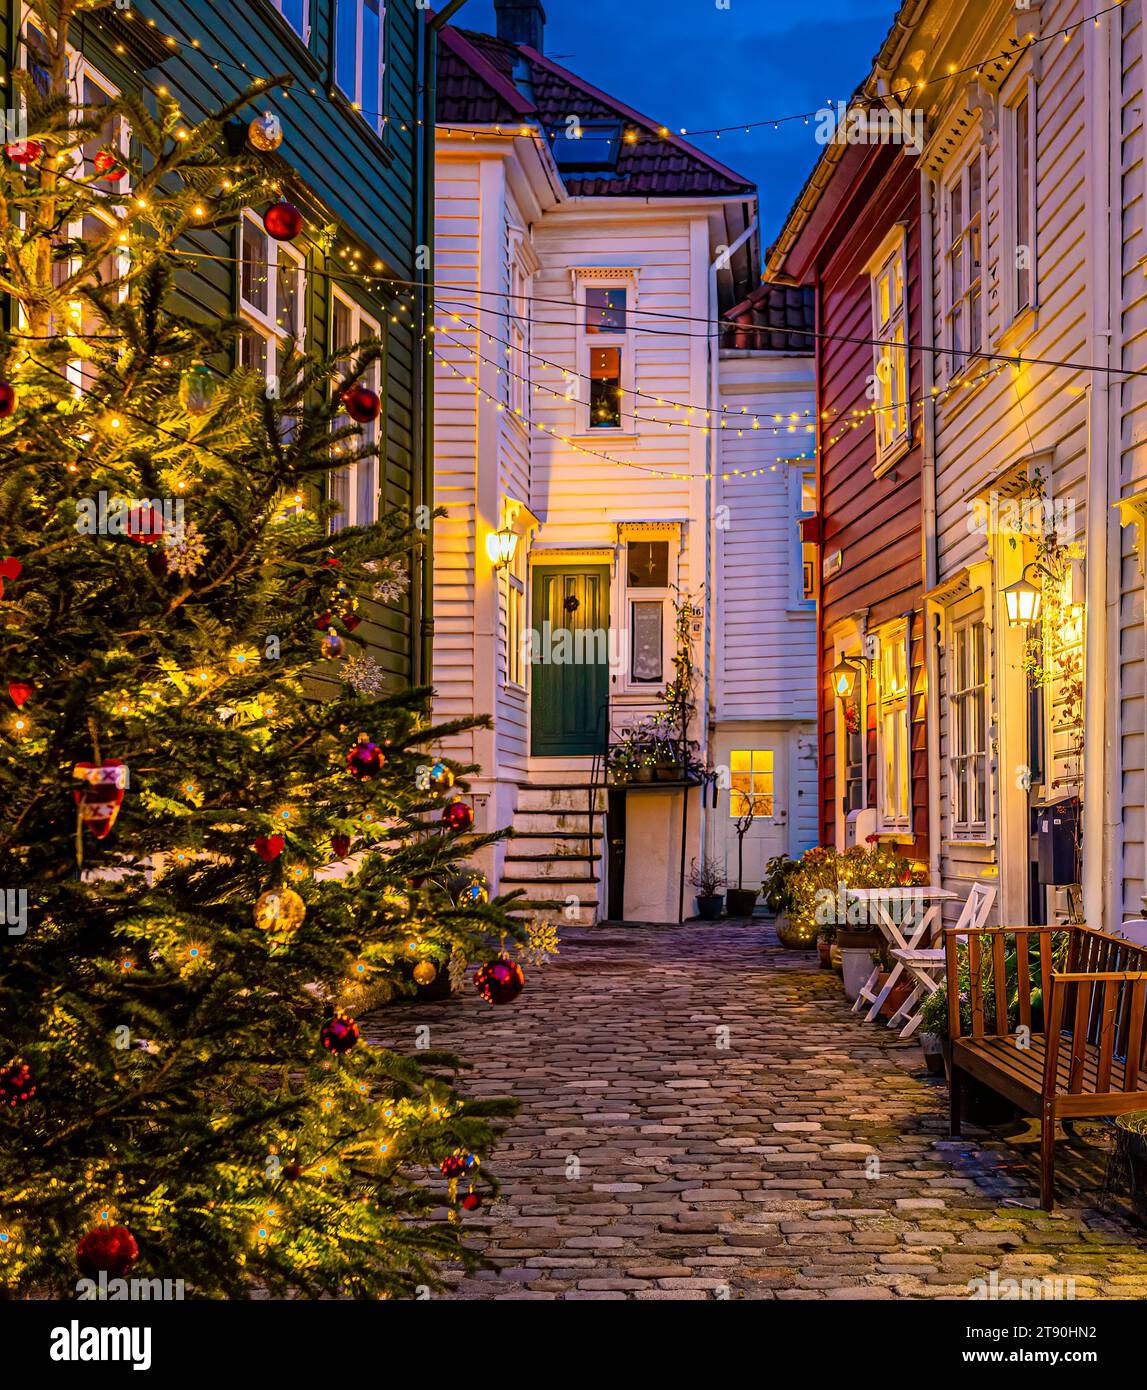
(869, 229, 909, 464)
(506, 532, 527, 688)
(942, 152, 983, 375)
(624, 537, 671, 685)
(508, 259, 529, 421)
(329, 289, 381, 532)
(272, 0, 310, 40)
(729, 750, 775, 819)
(335, 0, 386, 135)
(1003, 83, 1036, 322)
(876, 626, 911, 831)
(790, 464, 817, 606)
(949, 616, 988, 836)
(238, 209, 306, 381)
(575, 275, 634, 432)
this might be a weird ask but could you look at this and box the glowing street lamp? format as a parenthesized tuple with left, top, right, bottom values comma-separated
(830, 656, 860, 701)
(485, 525, 518, 568)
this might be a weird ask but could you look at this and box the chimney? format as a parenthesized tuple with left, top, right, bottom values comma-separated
(494, 0, 546, 52)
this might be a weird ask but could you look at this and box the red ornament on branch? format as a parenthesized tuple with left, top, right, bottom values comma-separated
(441, 799, 473, 833)
(263, 200, 303, 242)
(343, 385, 381, 424)
(0, 382, 16, 419)
(7, 681, 32, 708)
(125, 504, 164, 545)
(93, 149, 125, 181)
(0, 1060, 36, 1106)
(474, 956, 525, 1006)
(253, 834, 284, 862)
(5, 141, 41, 166)
(346, 733, 383, 780)
(76, 1225, 138, 1279)
(330, 834, 351, 858)
(320, 1012, 359, 1055)
(0, 557, 20, 601)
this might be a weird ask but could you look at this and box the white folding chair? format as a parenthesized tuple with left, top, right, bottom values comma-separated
(887, 881, 996, 1038)
(1116, 919, 1147, 948)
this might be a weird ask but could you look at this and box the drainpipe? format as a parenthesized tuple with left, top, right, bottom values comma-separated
(919, 169, 941, 885)
(1082, 15, 1113, 931)
(417, 0, 471, 689)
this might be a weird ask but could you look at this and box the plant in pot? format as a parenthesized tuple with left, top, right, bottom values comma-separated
(726, 796, 764, 917)
(918, 986, 948, 1077)
(688, 855, 726, 920)
(607, 733, 637, 785)
(816, 919, 836, 969)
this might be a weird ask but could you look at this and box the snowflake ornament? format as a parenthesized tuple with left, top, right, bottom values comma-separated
(164, 521, 208, 576)
(342, 654, 387, 697)
(521, 917, 560, 968)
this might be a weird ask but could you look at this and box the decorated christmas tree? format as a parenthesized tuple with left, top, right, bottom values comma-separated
(0, 2, 524, 1298)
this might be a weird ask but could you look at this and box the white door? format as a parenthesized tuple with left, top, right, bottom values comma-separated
(711, 733, 788, 894)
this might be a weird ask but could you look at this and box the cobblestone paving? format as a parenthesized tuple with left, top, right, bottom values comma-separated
(368, 919, 1147, 1299)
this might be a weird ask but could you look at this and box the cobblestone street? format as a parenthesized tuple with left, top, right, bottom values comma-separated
(370, 920, 1147, 1299)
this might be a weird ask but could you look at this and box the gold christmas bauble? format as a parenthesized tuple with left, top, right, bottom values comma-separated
(254, 887, 306, 934)
(412, 961, 437, 986)
(248, 111, 284, 152)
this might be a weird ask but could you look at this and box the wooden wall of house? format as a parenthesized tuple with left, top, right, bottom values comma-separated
(112, 0, 423, 686)
(924, 0, 1090, 920)
(714, 351, 817, 726)
(1120, 0, 1147, 920)
(812, 144, 929, 864)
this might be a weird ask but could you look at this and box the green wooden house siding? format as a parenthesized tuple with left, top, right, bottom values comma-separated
(4, 0, 425, 687)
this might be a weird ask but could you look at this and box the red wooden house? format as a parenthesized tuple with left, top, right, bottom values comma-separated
(763, 131, 931, 866)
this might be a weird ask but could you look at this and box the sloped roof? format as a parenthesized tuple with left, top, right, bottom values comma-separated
(438, 28, 755, 199)
(724, 281, 815, 354)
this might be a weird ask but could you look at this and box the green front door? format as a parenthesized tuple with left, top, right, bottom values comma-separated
(531, 565, 610, 757)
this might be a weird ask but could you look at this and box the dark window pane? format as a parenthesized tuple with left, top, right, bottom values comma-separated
(631, 601, 663, 682)
(280, 0, 308, 35)
(627, 541, 669, 589)
(241, 221, 269, 315)
(335, 0, 358, 99)
(585, 287, 626, 333)
(589, 346, 621, 427)
(552, 122, 621, 169)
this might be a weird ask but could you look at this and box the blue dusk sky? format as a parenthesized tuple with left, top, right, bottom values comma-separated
(457, 0, 901, 248)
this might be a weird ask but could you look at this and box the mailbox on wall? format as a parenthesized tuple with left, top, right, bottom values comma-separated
(1035, 793, 1081, 887)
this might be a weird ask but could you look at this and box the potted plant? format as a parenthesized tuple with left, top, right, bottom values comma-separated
(816, 919, 835, 969)
(921, 980, 1022, 1123)
(688, 855, 726, 920)
(918, 989, 947, 1076)
(726, 797, 763, 917)
(1114, 1113, 1147, 1222)
(761, 852, 797, 934)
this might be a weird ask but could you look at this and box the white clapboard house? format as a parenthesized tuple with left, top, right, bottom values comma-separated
(431, 0, 817, 923)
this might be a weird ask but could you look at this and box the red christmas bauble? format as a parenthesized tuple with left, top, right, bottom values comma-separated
(253, 834, 284, 861)
(0, 382, 16, 418)
(320, 632, 345, 660)
(474, 956, 525, 1006)
(76, 1225, 138, 1279)
(461, 1191, 482, 1211)
(8, 681, 32, 708)
(282, 1162, 303, 1181)
(320, 1012, 359, 1055)
(346, 733, 383, 780)
(440, 1154, 469, 1179)
(5, 141, 41, 166)
(263, 201, 303, 242)
(126, 504, 164, 544)
(441, 799, 473, 833)
(93, 149, 125, 181)
(343, 385, 381, 424)
(331, 834, 351, 858)
(0, 1060, 36, 1106)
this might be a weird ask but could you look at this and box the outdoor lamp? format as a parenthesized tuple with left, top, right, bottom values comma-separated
(485, 525, 518, 568)
(1003, 565, 1043, 629)
(830, 656, 859, 701)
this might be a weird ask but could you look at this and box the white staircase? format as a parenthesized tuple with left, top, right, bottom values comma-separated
(501, 781, 606, 925)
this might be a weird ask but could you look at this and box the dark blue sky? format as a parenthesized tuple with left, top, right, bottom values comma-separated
(459, 0, 899, 246)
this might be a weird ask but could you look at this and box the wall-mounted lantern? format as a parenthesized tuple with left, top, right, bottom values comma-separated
(1003, 564, 1044, 629)
(830, 655, 863, 701)
(485, 525, 519, 569)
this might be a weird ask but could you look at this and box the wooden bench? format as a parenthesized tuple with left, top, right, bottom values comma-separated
(944, 924, 1147, 1210)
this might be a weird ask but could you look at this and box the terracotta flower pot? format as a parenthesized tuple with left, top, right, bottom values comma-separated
(817, 940, 833, 969)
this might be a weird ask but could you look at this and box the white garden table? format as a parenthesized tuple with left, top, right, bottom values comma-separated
(846, 885, 960, 1028)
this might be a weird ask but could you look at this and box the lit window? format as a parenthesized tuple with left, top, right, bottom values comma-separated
(590, 347, 622, 428)
(730, 750, 774, 819)
(586, 288, 626, 333)
(869, 231, 909, 465)
(949, 618, 988, 835)
(943, 154, 983, 375)
(336, 0, 387, 134)
(329, 290, 381, 532)
(791, 466, 817, 606)
(877, 627, 911, 831)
